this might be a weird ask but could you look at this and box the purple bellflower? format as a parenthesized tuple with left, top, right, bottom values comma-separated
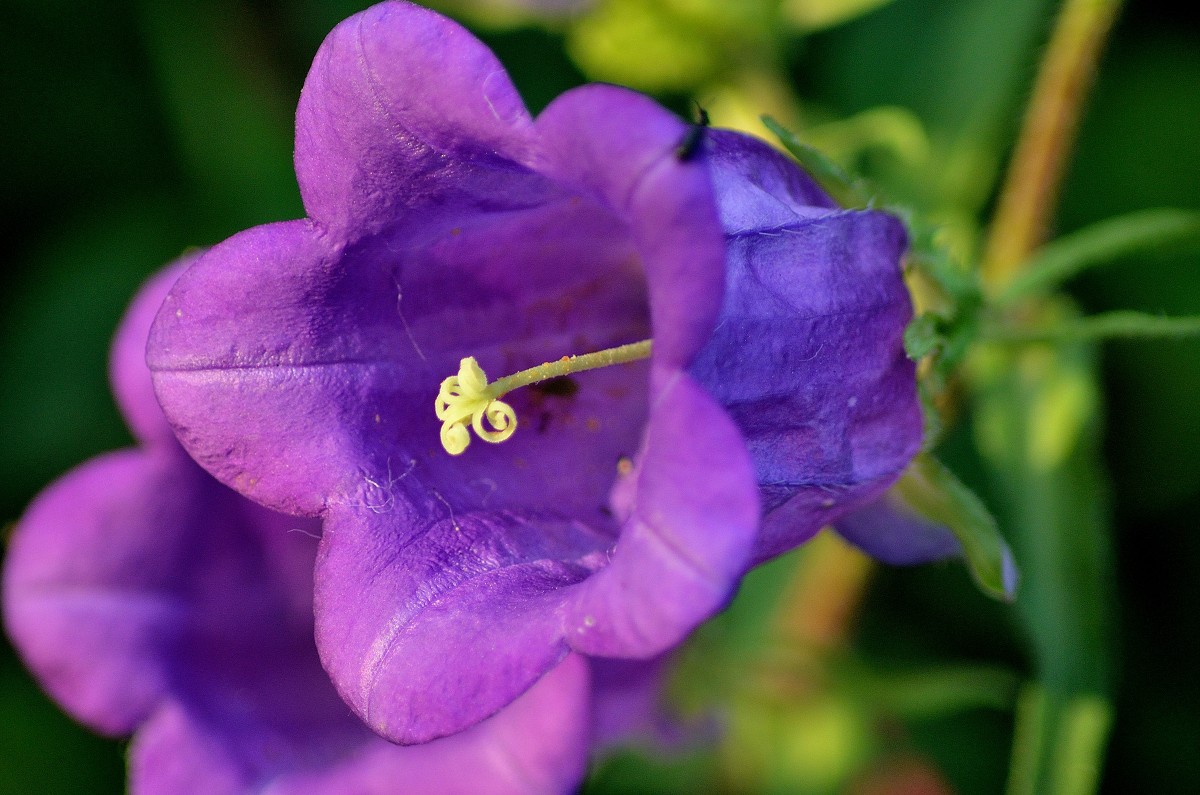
(3, 260, 592, 794)
(146, 1, 924, 746)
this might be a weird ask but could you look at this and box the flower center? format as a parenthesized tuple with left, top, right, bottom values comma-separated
(435, 340, 653, 455)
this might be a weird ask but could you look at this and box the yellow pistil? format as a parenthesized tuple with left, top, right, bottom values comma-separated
(435, 358, 518, 455)
(435, 340, 652, 455)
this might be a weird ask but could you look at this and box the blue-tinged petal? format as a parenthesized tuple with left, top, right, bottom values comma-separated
(833, 493, 963, 565)
(695, 132, 922, 563)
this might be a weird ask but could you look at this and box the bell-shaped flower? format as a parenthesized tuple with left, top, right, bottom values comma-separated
(147, 1, 923, 745)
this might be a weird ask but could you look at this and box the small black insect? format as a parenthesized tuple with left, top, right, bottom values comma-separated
(675, 106, 710, 162)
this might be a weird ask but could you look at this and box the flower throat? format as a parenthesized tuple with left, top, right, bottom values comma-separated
(435, 340, 653, 455)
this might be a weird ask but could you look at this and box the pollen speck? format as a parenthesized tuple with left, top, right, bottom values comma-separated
(586, 417, 600, 432)
(616, 456, 634, 476)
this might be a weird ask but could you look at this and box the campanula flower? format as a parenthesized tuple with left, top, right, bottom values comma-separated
(3, 260, 592, 794)
(147, 1, 923, 745)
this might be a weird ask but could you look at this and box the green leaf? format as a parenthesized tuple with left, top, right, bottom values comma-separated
(761, 115, 873, 208)
(999, 208, 1200, 304)
(894, 453, 1017, 601)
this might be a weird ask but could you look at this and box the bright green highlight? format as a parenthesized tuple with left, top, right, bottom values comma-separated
(435, 340, 653, 455)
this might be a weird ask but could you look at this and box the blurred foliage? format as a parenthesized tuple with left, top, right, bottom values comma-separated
(1, 0, 1198, 793)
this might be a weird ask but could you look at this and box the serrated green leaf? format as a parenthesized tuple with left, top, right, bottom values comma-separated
(894, 453, 1017, 601)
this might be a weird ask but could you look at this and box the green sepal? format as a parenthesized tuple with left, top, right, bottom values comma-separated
(762, 115, 873, 209)
(894, 453, 1018, 602)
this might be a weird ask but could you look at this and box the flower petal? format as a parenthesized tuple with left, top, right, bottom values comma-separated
(280, 654, 591, 795)
(3, 451, 192, 735)
(706, 129, 839, 234)
(694, 132, 922, 563)
(296, 0, 539, 239)
(832, 492, 962, 565)
(534, 84, 727, 368)
(130, 655, 588, 795)
(563, 370, 759, 656)
(148, 220, 416, 516)
(313, 491, 607, 743)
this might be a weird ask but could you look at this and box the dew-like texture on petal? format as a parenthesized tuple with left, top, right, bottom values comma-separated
(110, 258, 194, 448)
(2, 451, 190, 736)
(296, 0, 540, 240)
(694, 131, 922, 563)
(832, 493, 962, 565)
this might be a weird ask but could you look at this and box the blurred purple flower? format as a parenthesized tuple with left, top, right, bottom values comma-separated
(3, 260, 591, 794)
(146, 1, 922, 745)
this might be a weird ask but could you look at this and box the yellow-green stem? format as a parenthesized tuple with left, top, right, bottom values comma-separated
(487, 340, 653, 399)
